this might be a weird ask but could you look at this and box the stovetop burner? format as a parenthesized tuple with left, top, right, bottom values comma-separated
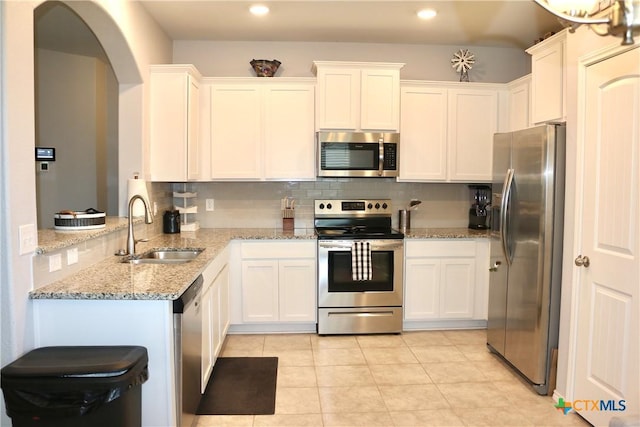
(314, 199, 404, 240)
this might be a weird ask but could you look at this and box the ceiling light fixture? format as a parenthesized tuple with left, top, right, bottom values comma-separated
(417, 8, 437, 20)
(249, 4, 269, 16)
(533, 0, 640, 45)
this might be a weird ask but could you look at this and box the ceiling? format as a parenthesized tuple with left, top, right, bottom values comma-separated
(139, 1, 564, 49)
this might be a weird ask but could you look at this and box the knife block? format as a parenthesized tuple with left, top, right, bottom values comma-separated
(282, 208, 294, 231)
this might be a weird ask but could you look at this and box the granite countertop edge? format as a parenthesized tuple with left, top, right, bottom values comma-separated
(30, 227, 489, 301)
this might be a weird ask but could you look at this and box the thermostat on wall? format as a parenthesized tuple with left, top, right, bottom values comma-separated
(35, 147, 55, 161)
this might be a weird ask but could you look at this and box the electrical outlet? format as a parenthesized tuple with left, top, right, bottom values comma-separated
(206, 199, 215, 211)
(67, 248, 78, 265)
(19, 223, 36, 255)
(153, 202, 158, 215)
(49, 253, 62, 272)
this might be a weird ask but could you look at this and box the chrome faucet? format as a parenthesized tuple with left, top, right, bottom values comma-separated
(127, 194, 154, 256)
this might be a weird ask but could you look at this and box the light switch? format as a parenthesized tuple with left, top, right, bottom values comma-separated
(19, 224, 36, 255)
(67, 248, 78, 265)
(49, 253, 62, 272)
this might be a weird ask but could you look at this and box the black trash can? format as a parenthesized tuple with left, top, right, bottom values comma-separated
(1, 346, 148, 427)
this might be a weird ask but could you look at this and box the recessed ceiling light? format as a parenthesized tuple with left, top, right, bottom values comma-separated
(250, 5, 269, 16)
(417, 8, 437, 20)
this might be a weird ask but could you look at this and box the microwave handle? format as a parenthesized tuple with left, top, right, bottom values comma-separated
(378, 137, 384, 176)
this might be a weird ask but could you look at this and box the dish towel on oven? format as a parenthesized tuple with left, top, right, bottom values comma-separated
(351, 241, 372, 281)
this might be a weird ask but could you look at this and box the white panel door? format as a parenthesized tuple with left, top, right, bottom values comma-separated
(316, 67, 360, 130)
(264, 84, 315, 180)
(399, 86, 448, 181)
(530, 37, 565, 124)
(210, 84, 262, 179)
(278, 259, 316, 322)
(574, 47, 639, 427)
(404, 258, 440, 320)
(241, 260, 279, 322)
(440, 258, 475, 319)
(447, 88, 497, 182)
(360, 68, 400, 131)
(186, 77, 200, 180)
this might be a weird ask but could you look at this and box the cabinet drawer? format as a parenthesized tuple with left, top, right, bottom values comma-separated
(241, 241, 316, 259)
(405, 240, 476, 258)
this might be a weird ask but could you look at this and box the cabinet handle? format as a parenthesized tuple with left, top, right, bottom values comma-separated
(489, 261, 502, 272)
(574, 255, 590, 268)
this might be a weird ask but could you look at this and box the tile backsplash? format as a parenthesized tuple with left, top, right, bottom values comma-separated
(189, 179, 479, 230)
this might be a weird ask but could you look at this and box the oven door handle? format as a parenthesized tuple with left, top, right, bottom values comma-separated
(318, 240, 404, 251)
(378, 137, 385, 176)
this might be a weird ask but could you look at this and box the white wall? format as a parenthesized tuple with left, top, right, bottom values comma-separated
(174, 40, 531, 83)
(35, 49, 102, 228)
(0, 2, 171, 425)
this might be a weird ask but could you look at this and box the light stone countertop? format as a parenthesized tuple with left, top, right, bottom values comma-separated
(404, 228, 491, 239)
(36, 217, 137, 254)
(30, 226, 489, 301)
(30, 228, 316, 301)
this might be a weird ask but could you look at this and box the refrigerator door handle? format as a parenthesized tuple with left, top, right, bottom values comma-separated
(501, 168, 515, 265)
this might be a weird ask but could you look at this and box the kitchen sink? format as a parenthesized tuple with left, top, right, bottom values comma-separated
(123, 248, 204, 264)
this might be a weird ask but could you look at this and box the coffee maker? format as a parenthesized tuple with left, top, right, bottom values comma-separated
(468, 185, 491, 229)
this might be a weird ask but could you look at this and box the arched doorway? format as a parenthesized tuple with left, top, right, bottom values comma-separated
(35, 1, 119, 226)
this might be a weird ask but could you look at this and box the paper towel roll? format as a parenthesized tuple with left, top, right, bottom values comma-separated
(127, 177, 151, 217)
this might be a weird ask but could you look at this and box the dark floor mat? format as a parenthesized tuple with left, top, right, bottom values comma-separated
(196, 357, 278, 415)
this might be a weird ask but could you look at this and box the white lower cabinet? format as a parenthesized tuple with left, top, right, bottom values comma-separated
(404, 239, 489, 329)
(201, 248, 230, 391)
(240, 241, 316, 324)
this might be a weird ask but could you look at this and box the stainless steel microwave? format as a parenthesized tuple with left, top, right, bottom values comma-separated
(317, 132, 399, 178)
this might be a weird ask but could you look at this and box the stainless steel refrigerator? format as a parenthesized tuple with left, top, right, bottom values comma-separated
(487, 123, 565, 395)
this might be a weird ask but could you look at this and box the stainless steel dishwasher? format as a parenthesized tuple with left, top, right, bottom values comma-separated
(173, 275, 203, 427)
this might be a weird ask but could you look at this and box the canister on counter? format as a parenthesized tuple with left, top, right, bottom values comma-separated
(163, 210, 180, 234)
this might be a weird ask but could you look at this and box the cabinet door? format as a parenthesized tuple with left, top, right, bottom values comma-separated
(201, 284, 214, 391)
(278, 259, 316, 322)
(149, 72, 189, 181)
(530, 36, 565, 124)
(399, 86, 448, 181)
(508, 77, 530, 131)
(360, 68, 400, 131)
(241, 260, 279, 322)
(187, 77, 200, 180)
(404, 258, 440, 320)
(315, 67, 360, 130)
(217, 265, 230, 341)
(447, 89, 497, 182)
(210, 84, 262, 179)
(440, 258, 475, 319)
(264, 84, 315, 180)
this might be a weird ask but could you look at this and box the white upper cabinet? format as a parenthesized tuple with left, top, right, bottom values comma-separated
(399, 84, 448, 181)
(208, 78, 315, 181)
(527, 30, 567, 124)
(149, 65, 201, 181)
(507, 74, 531, 131)
(314, 61, 404, 131)
(447, 87, 498, 182)
(399, 82, 500, 182)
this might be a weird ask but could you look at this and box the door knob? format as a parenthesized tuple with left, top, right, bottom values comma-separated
(574, 255, 590, 268)
(489, 261, 502, 272)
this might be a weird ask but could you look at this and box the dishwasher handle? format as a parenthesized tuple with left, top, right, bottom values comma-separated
(173, 275, 203, 313)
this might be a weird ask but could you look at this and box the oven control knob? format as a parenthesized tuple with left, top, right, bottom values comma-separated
(327, 203, 332, 210)
(367, 203, 373, 209)
(382, 203, 388, 209)
(375, 203, 380, 209)
(319, 203, 325, 210)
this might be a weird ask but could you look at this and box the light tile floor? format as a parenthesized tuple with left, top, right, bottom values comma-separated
(196, 330, 591, 427)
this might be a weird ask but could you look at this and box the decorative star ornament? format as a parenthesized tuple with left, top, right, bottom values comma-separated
(451, 49, 475, 82)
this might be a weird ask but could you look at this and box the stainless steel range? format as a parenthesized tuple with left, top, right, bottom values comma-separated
(315, 199, 404, 335)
